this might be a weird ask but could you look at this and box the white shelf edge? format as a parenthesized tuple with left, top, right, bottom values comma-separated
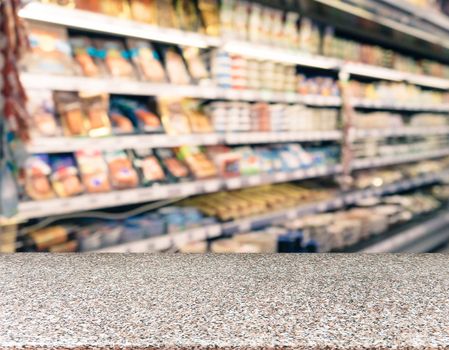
(352, 98, 449, 111)
(353, 126, 449, 139)
(21, 73, 342, 105)
(19, 2, 218, 48)
(94, 224, 222, 253)
(352, 148, 449, 170)
(27, 131, 342, 154)
(221, 40, 341, 69)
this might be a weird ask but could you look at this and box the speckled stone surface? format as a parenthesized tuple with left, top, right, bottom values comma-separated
(1, 254, 449, 350)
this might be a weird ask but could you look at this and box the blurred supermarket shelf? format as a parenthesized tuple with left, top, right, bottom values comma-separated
(18, 2, 449, 90)
(94, 172, 443, 252)
(26, 131, 342, 154)
(352, 126, 449, 139)
(352, 148, 449, 170)
(360, 211, 449, 253)
(21, 73, 342, 106)
(20, 74, 221, 99)
(15, 165, 341, 220)
(18, 2, 220, 48)
(352, 99, 449, 112)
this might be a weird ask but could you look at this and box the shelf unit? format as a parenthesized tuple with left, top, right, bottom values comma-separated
(360, 211, 449, 253)
(9, 1, 449, 253)
(351, 127, 449, 139)
(352, 148, 449, 170)
(94, 171, 443, 252)
(16, 164, 341, 221)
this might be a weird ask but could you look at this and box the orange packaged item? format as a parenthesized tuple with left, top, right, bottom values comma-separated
(29, 226, 69, 251)
(130, 0, 157, 23)
(182, 99, 213, 133)
(76, 150, 111, 193)
(99, 0, 131, 18)
(24, 155, 55, 200)
(105, 151, 139, 189)
(80, 92, 112, 137)
(50, 154, 84, 197)
(54, 91, 88, 136)
(110, 111, 136, 134)
(70, 37, 104, 77)
(177, 146, 218, 179)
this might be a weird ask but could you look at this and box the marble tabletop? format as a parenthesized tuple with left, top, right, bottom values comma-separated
(1, 254, 448, 349)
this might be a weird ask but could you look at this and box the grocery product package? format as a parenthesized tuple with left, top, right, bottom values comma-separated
(75, 150, 111, 193)
(50, 153, 84, 197)
(104, 150, 139, 189)
(22, 22, 74, 75)
(127, 39, 166, 82)
(24, 155, 55, 200)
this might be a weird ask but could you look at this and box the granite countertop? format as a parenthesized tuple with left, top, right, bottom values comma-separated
(1, 254, 449, 350)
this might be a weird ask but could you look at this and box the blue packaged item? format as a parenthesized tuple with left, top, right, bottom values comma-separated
(122, 218, 145, 243)
(159, 207, 186, 233)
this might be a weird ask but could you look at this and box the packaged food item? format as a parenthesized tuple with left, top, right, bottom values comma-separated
(24, 155, 55, 200)
(155, 148, 191, 182)
(175, 0, 201, 31)
(95, 39, 135, 79)
(234, 146, 261, 175)
(130, 0, 157, 23)
(283, 12, 300, 48)
(112, 98, 163, 133)
(127, 39, 166, 82)
(132, 149, 166, 185)
(28, 226, 69, 252)
(164, 47, 191, 85)
(27, 90, 60, 138)
(248, 2, 262, 43)
(176, 146, 218, 179)
(76, 150, 111, 193)
(74, 0, 101, 11)
(182, 99, 213, 133)
(50, 154, 84, 197)
(54, 91, 88, 136)
(198, 0, 220, 36)
(109, 109, 136, 134)
(158, 98, 191, 135)
(207, 146, 241, 177)
(99, 0, 131, 18)
(79, 92, 112, 137)
(70, 37, 103, 77)
(22, 22, 74, 75)
(182, 47, 210, 84)
(105, 151, 139, 189)
(156, 0, 178, 28)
